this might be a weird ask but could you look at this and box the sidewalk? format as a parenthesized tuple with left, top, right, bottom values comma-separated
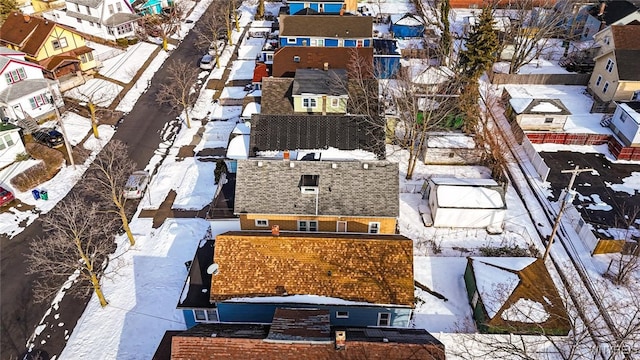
(137, 22, 253, 227)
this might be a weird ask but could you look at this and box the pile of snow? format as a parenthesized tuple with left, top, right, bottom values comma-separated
(501, 298, 550, 323)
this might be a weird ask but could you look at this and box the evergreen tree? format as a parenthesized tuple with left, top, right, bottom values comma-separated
(458, 7, 499, 81)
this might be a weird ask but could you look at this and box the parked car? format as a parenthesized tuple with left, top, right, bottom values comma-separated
(199, 54, 214, 70)
(33, 129, 64, 148)
(123, 170, 150, 199)
(0, 186, 15, 207)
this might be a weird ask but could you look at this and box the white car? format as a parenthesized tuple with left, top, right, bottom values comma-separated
(199, 54, 214, 70)
(123, 170, 150, 199)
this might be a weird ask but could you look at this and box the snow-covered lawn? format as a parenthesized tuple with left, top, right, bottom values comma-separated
(59, 112, 92, 146)
(99, 42, 159, 83)
(65, 79, 123, 108)
(228, 60, 256, 80)
(194, 119, 238, 152)
(58, 218, 241, 360)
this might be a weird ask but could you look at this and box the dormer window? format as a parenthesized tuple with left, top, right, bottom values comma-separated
(300, 174, 319, 194)
(293, 55, 300, 63)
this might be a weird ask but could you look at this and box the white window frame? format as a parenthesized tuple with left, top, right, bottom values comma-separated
(298, 220, 318, 232)
(52, 37, 68, 50)
(331, 98, 339, 107)
(108, 4, 114, 14)
(255, 219, 269, 227)
(368, 222, 380, 234)
(605, 59, 614, 73)
(116, 23, 133, 35)
(116, 2, 122, 11)
(377, 312, 391, 326)
(287, 37, 296, 44)
(192, 309, 218, 323)
(336, 221, 347, 232)
(266, 53, 273, 61)
(603, 81, 609, 94)
(595, 75, 602, 86)
(544, 117, 553, 124)
(29, 94, 49, 109)
(336, 311, 349, 319)
(303, 98, 317, 108)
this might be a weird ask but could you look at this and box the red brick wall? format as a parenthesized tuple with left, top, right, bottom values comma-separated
(171, 337, 446, 360)
(526, 132, 640, 160)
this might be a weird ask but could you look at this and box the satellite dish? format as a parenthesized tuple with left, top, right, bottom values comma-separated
(207, 263, 219, 275)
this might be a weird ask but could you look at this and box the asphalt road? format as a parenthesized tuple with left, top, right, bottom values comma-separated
(0, 7, 211, 358)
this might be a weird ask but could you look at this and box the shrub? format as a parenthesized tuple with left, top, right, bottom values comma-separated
(128, 37, 139, 45)
(10, 143, 64, 192)
(14, 152, 31, 162)
(116, 38, 129, 47)
(214, 159, 228, 185)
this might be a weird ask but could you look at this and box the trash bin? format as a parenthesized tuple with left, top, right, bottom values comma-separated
(31, 189, 40, 200)
(40, 190, 48, 200)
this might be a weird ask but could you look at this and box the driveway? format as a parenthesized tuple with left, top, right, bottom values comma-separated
(0, 4, 216, 359)
(541, 151, 640, 234)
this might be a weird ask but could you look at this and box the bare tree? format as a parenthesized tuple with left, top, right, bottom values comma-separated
(156, 59, 199, 129)
(26, 194, 117, 307)
(497, 0, 573, 74)
(81, 140, 137, 246)
(66, 82, 121, 138)
(255, 0, 264, 20)
(194, 3, 227, 69)
(137, 2, 185, 51)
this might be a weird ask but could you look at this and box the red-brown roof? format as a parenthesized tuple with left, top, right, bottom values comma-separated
(210, 231, 414, 306)
(0, 12, 82, 57)
(39, 55, 79, 71)
(611, 25, 640, 50)
(272, 46, 374, 78)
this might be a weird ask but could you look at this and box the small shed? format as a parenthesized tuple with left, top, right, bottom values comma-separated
(426, 177, 506, 233)
(390, 13, 425, 38)
(424, 133, 482, 165)
(464, 257, 570, 335)
(508, 98, 571, 131)
(610, 102, 640, 146)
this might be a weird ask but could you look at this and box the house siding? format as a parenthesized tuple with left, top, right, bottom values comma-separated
(239, 214, 397, 234)
(588, 57, 619, 102)
(216, 303, 411, 327)
(610, 105, 640, 146)
(374, 55, 401, 79)
(515, 114, 568, 131)
(292, 95, 346, 113)
(289, 2, 344, 14)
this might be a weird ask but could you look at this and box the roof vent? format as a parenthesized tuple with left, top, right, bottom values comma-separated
(257, 161, 263, 167)
(23, 15, 31, 22)
(290, 162, 295, 168)
(363, 163, 369, 170)
(207, 263, 219, 275)
(331, 163, 337, 169)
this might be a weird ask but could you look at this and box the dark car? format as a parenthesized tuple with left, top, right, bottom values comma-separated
(0, 186, 15, 207)
(33, 129, 64, 148)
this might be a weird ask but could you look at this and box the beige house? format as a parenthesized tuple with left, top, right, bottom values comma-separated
(588, 25, 640, 109)
(507, 98, 571, 131)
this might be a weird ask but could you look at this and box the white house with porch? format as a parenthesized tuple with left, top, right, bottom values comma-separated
(0, 47, 63, 123)
(0, 121, 25, 168)
(46, 0, 138, 41)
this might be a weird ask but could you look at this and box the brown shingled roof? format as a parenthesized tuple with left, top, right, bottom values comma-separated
(0, 12, 82, 57)
(260, 77, 294, 114)
(280, 15, 373, 38)
(210, 231, 414, 306)
(272, 46, 374, 78)
(611, 25, 640, 50)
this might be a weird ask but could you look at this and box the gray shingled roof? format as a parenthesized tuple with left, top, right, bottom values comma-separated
(249, 114, 385, 158)
(0, 46, 24, 56)
(280, 15, 373, 38)
(234, 159, 399, 217)
(292, 68, 348, 96)
(65, 10, 101, 23)
(104, 12, 139, 26)
(261, 77, 295, 114)
(66, 0, 102, 8)
(0, 78, 50, 102)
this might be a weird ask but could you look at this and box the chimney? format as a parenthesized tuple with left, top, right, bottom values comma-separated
(598, 2, 606, 16)
(271, 225, 280, 236)
(283, 150, 290, 160)
(340, 7, 345, 16)
(323, 62, 329, 71)
(335, 330, 346, 350)
(23, 15, 31, 23)
(322, 95, 327, 115)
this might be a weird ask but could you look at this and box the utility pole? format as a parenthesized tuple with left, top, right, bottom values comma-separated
(543, 165, 594, 261)
(46, 80, 75, 168)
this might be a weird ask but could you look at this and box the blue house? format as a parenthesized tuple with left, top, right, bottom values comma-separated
(278, 15, 373, 48)
(178, 231, 415, 329)
(373, 38, 401, 79)
(390, 13, 425, 38)
(287, 0, 346, 14)
(129, 0, 171, 15)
